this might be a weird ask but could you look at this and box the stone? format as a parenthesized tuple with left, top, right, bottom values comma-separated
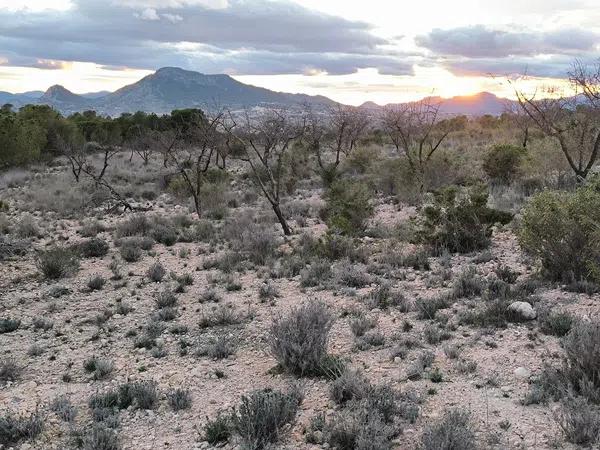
(507, 301, 536, 320)
(514, 367, 531, 379)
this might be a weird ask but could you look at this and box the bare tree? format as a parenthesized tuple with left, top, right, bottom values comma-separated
(224, 108, 304, 235)
(57, 134, 87, 182)
(161, 109, 227, 218)
(514, 75, 600, 181)
(126, 125, 154, 165)
(304, 104, 370, 184)
(380, 98, 451, 193)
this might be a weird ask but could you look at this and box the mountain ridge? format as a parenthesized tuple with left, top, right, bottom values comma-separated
(2, 67, 514, 116)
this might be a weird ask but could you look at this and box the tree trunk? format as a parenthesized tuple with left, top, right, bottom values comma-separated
(271, 203, 291, 236)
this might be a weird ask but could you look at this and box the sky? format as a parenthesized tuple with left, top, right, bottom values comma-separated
(0, 0, 598, 104)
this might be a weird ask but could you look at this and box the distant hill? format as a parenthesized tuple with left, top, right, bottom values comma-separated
(1, 67, 515, 116)
(360, 92, 514, 116)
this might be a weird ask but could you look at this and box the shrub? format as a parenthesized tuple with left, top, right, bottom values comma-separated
(197, 335, 236, 359)
(167, 388, 192, 411)
(555, 395, 600, 445)
(416, 294, 451, 320)
(198, 305, 242, 329)
(519, 178, 600, 282)
(422, 409, 477, 450)
(83, 356, 114, 380)
(119, 241, 143, 263)
(269, 301, 334, 376)
(364, 283, 404, 310)
(452, 266, 485, 298)
(87, 274, 106, 291)
(0, 358, 21, 383)
(51, 396, 77, 422)
(562, 321, 600, 400)
(483, 144, 526, 183)
(233, 388, 302, 450)
(300, 260, 332, 287)
(322, 179, 373, 236)
(115, 215, 151, 238)
(416, 185, 512, 254)
(0, 318, 20, 334)
(349, 313, 377, 337)
(204, 413, 231, 445)
(539, 310, 574, 337)
(130, 381, 159, 410)
(333, 261, 371, 288)
(0, 411, 44, 447)
(146, 261, 166, 282)
(81, 425, 121, 450)
(79, 238, 110, 258)
(37, 247, 80, 279)
(324, 406, 395, 450)
(330, 369, 370, 406)
(155, 289, 177, 308)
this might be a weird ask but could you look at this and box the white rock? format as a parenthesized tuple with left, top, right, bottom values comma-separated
(514, 367, 531, 379)
(507, 301, 536, 320)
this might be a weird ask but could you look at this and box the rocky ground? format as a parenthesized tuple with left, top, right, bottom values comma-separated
(0, 157, 592, 450)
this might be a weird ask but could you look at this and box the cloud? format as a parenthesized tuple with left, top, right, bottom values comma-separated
(416, 25, 599, 58)
(135, 7, 160, 20)
(0, 0, 417, 76)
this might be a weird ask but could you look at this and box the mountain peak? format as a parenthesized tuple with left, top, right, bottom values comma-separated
(41, 85, 86, 104)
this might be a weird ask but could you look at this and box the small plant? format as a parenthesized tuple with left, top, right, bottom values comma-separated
(259, 282, 280, 302)
(155, 289, 177, 308)
(0, 358, 21, 384)
(87, 274, 106, 291)
(167, 388, 192, 411)
(452, 266, 485, 298)
(80, 425, 121, 450)
(269, 301, 334, 376)
(555, 395, 600, 445)
(233, 387, 302, 450)
(422, 409, 477, 450)
(51, 396, 77, 422)
(198, 304, 242, 329)
(349, 313, 377, 337)
(83, 356, 114, 380)
(203, 413, 231, 445)
(199, 288, 221, 304)
(37, 247, 80, 279)
(0, 411, 44, 447)
(330, 369, 370, 406)
(130, 381, 160, 410)
(0, 318, 20, 334)
(539, 310, 574, 337)
(79, 238, 110, 258)
(416, 294, 451, 320)
(197, 335, 236, 359)
(146, 261, 166, 282)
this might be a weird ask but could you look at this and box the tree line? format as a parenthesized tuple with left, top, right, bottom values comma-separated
(2, 60, 600, 235)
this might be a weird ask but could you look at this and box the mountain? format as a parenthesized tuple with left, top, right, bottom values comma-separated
(361, 92, 514, 116)
(5, 67, 336, 116)
(97, 67, 336, 115)
(436, 92, 512, 115)
(2, 67, 515, 116)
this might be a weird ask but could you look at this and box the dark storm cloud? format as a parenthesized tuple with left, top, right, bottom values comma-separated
(0, 0, 416, 75)
(416, 25, 599, 58)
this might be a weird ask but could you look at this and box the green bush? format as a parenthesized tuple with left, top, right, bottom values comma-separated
(519, 178, 600, 282)
(482, 144, 526, 183)
(416, 185, 512, 254)
(322, 179, 373, 236)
